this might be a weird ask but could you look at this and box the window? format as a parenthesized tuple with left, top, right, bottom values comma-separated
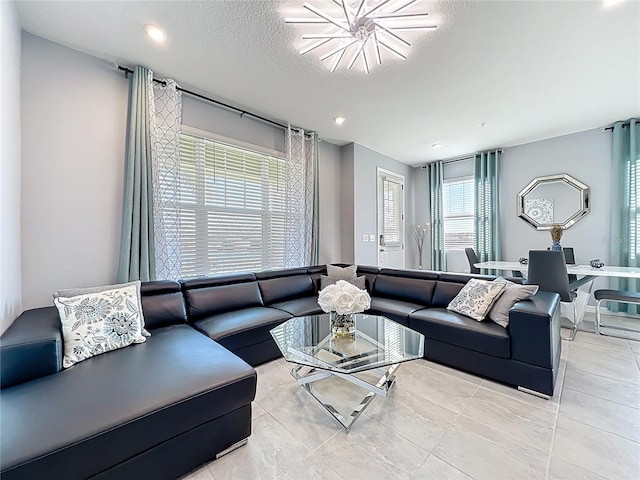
(176, 133, 287, 277)
(442, 177, 475, 251)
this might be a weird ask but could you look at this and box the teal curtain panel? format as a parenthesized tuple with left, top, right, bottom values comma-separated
(609, 119, 639, 314)
(474, 149, 502, 274)
(117, 66, 156, 282)
(427, 161, 446, 271)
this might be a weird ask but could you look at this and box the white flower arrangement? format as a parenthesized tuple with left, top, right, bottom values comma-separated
(318, 280, 371, 315)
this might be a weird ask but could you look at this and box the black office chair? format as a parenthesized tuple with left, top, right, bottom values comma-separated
(528, 250, 588, 341)
(467, 246, 523, 278)
(546, 246, 577, 283)
(562, 247, 578, 284)
(465, 248, 480, 274)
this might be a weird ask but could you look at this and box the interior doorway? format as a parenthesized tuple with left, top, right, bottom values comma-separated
(377, 168, 405, 268)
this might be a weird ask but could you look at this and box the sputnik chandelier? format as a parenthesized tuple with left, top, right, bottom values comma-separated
(285, 0, 437, 73)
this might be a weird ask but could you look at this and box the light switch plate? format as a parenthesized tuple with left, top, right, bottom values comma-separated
(362, 234, 369, 242)
(369, 234, 376, 242)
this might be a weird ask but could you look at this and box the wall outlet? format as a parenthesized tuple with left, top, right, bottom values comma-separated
(362, 234, 369, 242)
(369, 234, 376, 242)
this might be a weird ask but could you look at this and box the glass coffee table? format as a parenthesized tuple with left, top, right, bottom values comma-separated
(270, 313, 425, 431)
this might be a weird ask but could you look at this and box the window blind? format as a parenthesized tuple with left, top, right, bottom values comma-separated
(443, 178, 475, 251)
(178, 133, 287, 277)
(381, 177, 403, 245)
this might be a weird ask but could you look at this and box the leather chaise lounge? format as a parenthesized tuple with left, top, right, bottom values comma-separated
(0, 264, 560, 479)
(0, 281, 257, 480)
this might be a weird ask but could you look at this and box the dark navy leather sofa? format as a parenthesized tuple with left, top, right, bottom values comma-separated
(0, 264, 560, 479)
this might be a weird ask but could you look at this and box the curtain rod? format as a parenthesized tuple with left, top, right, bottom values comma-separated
(420, 149, 504, 168)
(117, 65, 287, 131)
(602, 121, 632, 132)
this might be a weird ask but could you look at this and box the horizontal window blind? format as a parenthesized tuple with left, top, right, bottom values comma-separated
(178, 133, 286, 277)
(381, 177, 403, 245)
(443, 178, 475, 251)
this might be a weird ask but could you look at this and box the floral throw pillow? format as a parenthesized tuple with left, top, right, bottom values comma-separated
(54, 284, 147, 368)
(447, 279, 507, 321)
(53, 280, 149, 336)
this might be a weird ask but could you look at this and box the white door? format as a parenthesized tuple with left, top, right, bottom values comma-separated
(377, 168, 405, 268)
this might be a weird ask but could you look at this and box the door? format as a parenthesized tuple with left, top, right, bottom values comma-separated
(377, 168, 405, 268)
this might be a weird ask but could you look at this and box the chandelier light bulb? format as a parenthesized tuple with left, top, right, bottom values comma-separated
(286, 0, 437, 73)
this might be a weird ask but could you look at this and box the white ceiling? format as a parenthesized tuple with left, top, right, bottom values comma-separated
(15, 0, 640, 166)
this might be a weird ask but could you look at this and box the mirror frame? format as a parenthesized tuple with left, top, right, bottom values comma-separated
(517, 173, 590, 230)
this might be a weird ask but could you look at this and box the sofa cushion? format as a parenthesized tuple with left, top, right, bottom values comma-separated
(0, 324, 256, 480)
(0, 307, 62, 389)
(320, 274, 366, 290)
(372, 275, 436, 306)
(432, 281, 466, 307)
(258, 275, 315, 305)
(488, 278, 539, 328)
(270, 297, 324, 317)
(53, 280, 149, 335)
(447, 278, 507, 321)
(140, 280, 188, 329)
(367, 297, 424, 326)
(185, 282, 264, 321)
(409, 308, 510, 358)
(327, 264, 357, 279)
(54, 284, 147, 368)
(192, 307, 291, 352)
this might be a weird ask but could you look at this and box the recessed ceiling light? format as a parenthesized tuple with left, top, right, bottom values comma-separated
(144, 24, 167, 43)
(602, 0, 626, 7)
(334, 116, 346, 125)
(432, 143, 443, 149)
(480, 122, 487, 127)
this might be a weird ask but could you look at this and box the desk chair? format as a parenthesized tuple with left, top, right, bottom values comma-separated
(527, 250, 590, 341)
(465, 248, 480, 274)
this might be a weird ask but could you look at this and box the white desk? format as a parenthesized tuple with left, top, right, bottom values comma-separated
(474, 261, 640, 337)
(473, 261, 640, 279)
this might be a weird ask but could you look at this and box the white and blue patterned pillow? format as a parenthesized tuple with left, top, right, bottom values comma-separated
(54, 284, 147, 368)
(447, 278, 507, 321)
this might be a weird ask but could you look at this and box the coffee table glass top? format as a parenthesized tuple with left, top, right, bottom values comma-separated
(270, 313, 425, 374)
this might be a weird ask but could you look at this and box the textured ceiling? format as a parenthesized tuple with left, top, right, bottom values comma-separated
(15, 0, 640, 166)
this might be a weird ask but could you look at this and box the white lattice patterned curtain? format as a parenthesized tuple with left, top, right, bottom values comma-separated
(150, 79, 183, 280)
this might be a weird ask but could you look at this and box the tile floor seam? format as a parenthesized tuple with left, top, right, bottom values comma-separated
(557, 409, 640, 447)
(428, 383, 481, 463)
(561, 384, 640, 411)
(544, 347, 568, 480)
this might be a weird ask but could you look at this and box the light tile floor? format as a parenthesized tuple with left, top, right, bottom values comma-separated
(184, 319, 640, 480)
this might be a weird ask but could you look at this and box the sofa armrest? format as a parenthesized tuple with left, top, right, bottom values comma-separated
(0, 307, 63, 389)
(508, 291, 561, 369)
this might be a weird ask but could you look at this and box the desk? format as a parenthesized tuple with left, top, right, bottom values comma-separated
(474, 261, 640, 337)
(473, 261, 640, 279)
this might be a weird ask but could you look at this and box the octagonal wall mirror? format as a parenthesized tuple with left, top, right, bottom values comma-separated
(517, 173, 590, 230)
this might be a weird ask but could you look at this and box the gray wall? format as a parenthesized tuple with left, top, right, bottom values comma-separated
(415, 129, 613, 285)
(318, 141, 342, 264)
(500, 128, 613, 293)
(20, 33, 343, 309)
(1, 0, 22, 335)
(352, 144, 415, 267)
(21, 33, 129, 310)
(340, 144, 355, 263)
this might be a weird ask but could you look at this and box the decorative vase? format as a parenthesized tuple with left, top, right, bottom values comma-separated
(330, 311, 355, 336)
(550, 241, 562, 251)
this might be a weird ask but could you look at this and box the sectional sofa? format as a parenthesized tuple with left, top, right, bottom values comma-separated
(0, 264, 561, 479)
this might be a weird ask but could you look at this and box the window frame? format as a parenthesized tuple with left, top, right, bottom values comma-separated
(442, 175, 475, 252)
(175, 126, 288, 277)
